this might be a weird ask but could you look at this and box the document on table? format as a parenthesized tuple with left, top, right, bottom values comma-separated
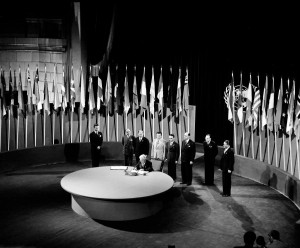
(110, 166, 128, 170)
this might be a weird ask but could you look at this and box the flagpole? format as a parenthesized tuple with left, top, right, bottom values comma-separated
(116, 112, 118, 141)
(143, 109, 146, 133)
(17, 113, 20, 149)
(267, 129, 270, 164)
(61, 110, 64, 144)
(162, 101, 164, 138)
(282, 136, 286, 171)
(0, 103, 2, 151)
(257, 75, 262, 161)
(232, 77, 237, 154)
(8, 108, 11, 150)
(70, 108, 73, 143)
(152, 111, 155, 141)
(88, 111, 91, 141)
(296, 139, 300, 178)
(25, 112, 28, 148)
(43, 108, 46, 146)
(274, 129, 278, 167)
(79, 110, 82, 142)
(107, 108, 110, 141)
(242, 115, 246, 156)
(52, 111, 55, 144)
(34, 108, 37, 147)
(289, 135, 293, 175)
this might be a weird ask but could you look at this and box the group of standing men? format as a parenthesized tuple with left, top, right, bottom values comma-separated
(90, 124, 234, 196)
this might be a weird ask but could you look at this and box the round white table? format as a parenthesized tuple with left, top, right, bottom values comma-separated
(61, 166, 174, 221)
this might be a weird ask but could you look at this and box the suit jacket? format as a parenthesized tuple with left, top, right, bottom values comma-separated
(220, 148, 234, 171)
(151, 138, 166, 160)
(181, 139, 196, 163)
(122, 135, 135, 155)
(203, 140, 218, 161)
(134, 160, 153, 172)
(166, 141, 179, 162)
(89, 131, 103, 152)
(135, 136, 150, 156)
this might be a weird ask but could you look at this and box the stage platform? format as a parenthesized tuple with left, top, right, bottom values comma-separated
(61, 166, 174, 221)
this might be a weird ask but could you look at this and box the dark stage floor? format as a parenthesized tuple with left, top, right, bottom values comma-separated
(0, 157, 300, 248)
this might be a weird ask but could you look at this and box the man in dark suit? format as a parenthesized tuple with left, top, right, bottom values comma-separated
(181, 132, 196, 186)
(89, 123, 103, 167)
(135, 130, 149, 163)
(165, 134, 179, 180)
(220, 140, 234, 197)
(203, 134, 218, 185)
(134, 154, 153, 172)
(122, 129, 135, 167)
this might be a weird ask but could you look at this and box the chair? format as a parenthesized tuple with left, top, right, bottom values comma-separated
(150, 158, 164, 172)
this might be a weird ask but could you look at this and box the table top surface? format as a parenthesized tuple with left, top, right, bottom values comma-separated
(60, 166, 174, 200)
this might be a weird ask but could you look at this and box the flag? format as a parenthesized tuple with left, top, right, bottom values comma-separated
(280, 79, 290, 133)
(245, 73, 253, 127)
(140, 66, 147, 112)
(44, 72, 50, 115)
(294, 87, 300, 140)
(182, 68, 189, 116)
(133, 69, 139, 111)
(26, 66, 33, 114)
(176, 68, 182, 117)
(0, 69, 7, 116)
(149, 67, 155, 115)
(157, 66, 163, 115)
(237, 72, 243, 124)
(18, 67, 25, 115)
(9, 68, 13, 106)
(97, 75, 103, 110)
(274, 77, 283, 132)
(53, 64, 60, 111)
(88, 68, 95, 113)
(227, 81, 234, 123)
(286, 79, 295, 135)
(167, 66, 174, 112)
(266, 76, 275, 131)
(105, 66, 113, 114)
(252, 85, 261, 130)
(114, 78, 120, 113)
(70, 65, 76, 111)
(124, 66, 130, 114)
(61, 66, 67, 111)
(261, 75, 268, 130)
(80, 66, 85, 113)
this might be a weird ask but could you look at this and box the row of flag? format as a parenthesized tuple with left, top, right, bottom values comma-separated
(227, 72, 300, 140)
(0, 65, 190, 119)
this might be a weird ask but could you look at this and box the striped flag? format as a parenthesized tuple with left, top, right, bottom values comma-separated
(237, 72, 244, 124)
(252, 84, 261, 130)
(140, 66, 147, 112)
(124, 66, 130, 114)
(97, 75, 103, 110)
(267, 76, 275, 131)
(261, 75, 268, 130)
(182, 68, 189, 116)
(80, 66, 85, 113)
(70, 65, 76, 111)
(274, 78, 283, 132)
(286, 79, 295, 135)
(294, 87, 300, 140)
(105, 66, 113, 115)
(0, 68, 7, 116)
(88, 67, 95, 113)
(149, 66, 155, 115)
(176, 68, 182, 117)
(245, 73, 253, 127)
(227, 81, 234, 123)
(157, 67, 163, 115)
(26, 66, 33, 114)
(18, 67, 25, 115)
(133, 69, 139, 110)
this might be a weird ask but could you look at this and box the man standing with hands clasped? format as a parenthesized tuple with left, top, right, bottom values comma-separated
(203, 134, 218, 185)
(220, 140, 234, 197)
(181, 132, 196, 186)
(89, 123, 103, 167)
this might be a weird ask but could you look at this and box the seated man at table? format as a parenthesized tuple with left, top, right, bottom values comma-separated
(134, 154, 154, 172)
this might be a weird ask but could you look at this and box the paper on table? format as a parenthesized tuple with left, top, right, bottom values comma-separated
(110, 166, 128, 170)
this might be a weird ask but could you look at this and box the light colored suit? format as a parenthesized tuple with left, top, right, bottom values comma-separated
(151, 138, 166, 160)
